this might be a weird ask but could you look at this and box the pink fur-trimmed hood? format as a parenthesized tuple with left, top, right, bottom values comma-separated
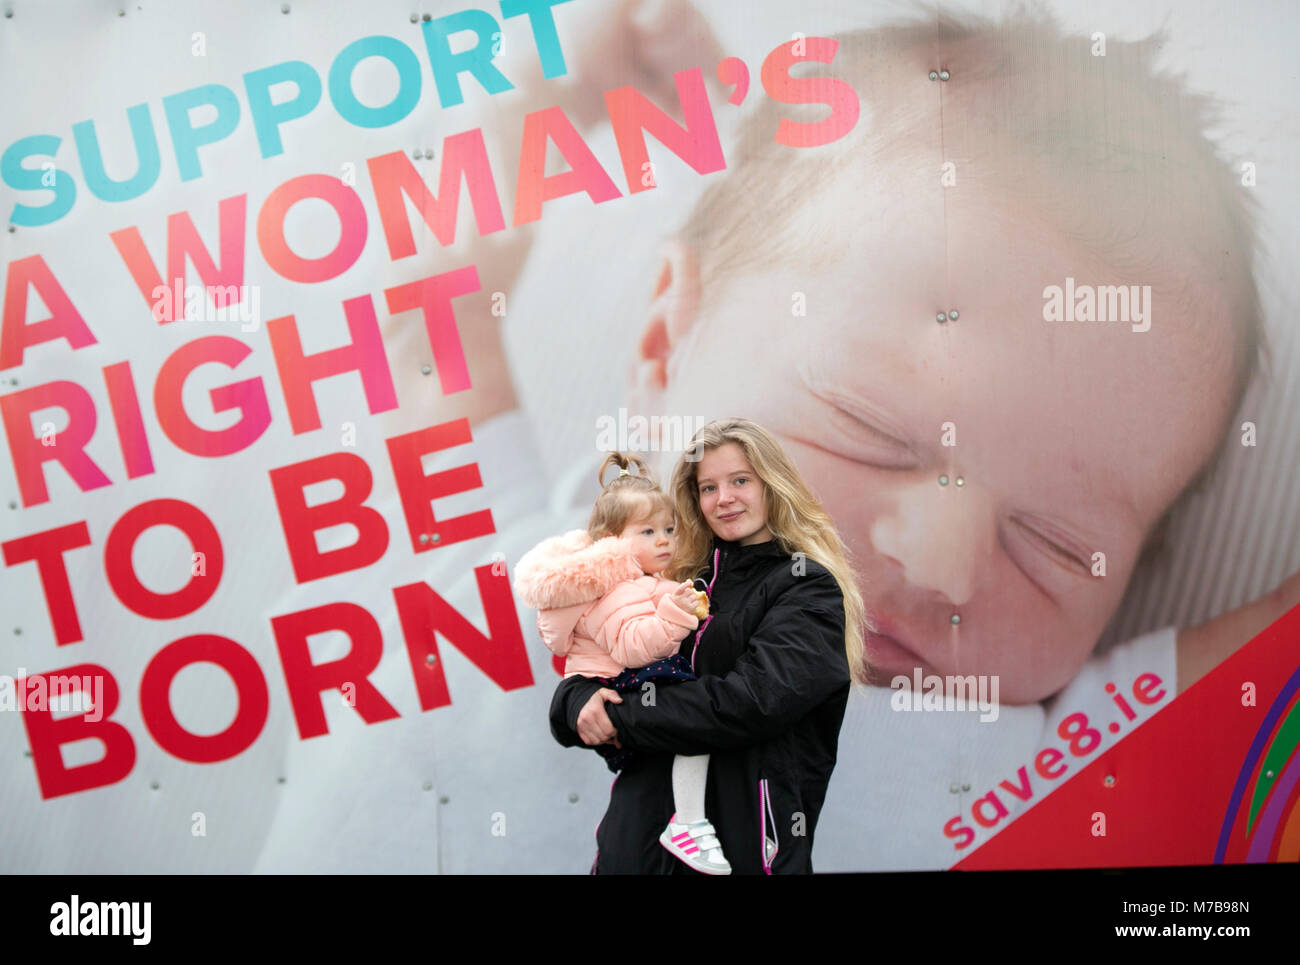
(513, 530, 645, 610)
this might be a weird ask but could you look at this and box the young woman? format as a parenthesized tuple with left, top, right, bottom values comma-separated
(549, 419, 869, 874)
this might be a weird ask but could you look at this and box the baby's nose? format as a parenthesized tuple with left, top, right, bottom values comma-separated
(868, 476, 993, 608)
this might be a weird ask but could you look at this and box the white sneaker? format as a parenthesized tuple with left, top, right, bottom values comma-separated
(659, 814, 732, 875)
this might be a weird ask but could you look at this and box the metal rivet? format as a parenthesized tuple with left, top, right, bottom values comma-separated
(955, 476, 965, 487)
(151, 781, 160, 790)
(938, 474, 949, 486)
(419, 533, 430, 544)
(410, 13, 419, 23)
(9, 377, 17, 385)
(439, 794, 449, 804)
(422, 12, 432, 21)
(281, 3, 290, 13)
(118, 9, 125, 16)
(425, 653, 436, 665)
(950, 613, 961, 626)
(412, 149, 423, 160)
(431, 533, 441, 542)
(421, 363, 431, 374)
(929, 70, 938, 81)
(961, 783, 970, 792)
(278, 776, 286, 783)
(24, 749, 31, 757)
(948, 309, 959, 321)
(7, 225, 14, 232)
(937, 312, 948, 323)
(949, 783, 959, 793)
(8, 501, 16, 509)
(1265, 769, 1275, 779)
(423, 781, 433, 791)
(13, 627, 20, 635)
(939, 69, 950, 81)
(1103, 775, 1115, 787)
(568, 792, 579, 803)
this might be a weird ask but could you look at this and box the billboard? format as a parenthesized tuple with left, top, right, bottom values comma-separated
(1, 0, 1297, 873)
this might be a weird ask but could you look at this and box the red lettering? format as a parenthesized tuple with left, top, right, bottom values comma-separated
(109, 195, 248, 321)
(367, 136, 506, 260)
(1, 522, 92, 644)
(266, 296, 397, 434)
(21, 664, 135, 799)
(1133, 672, 1166, 705)
(268, 451, 389, 583)
(139, 634, 268, 762)
(154, 336, 271, 456)
(997, 765, 1033, 803)
(1034, 746, 1067, 780)
(0, 380, 113, 506)
(1, 255, 96, 369)
(270, 602, 400, 739)
(392, 563, 532, 711)
(104, 498, 223, 619)
(943, 815, 976, 850)
(386, 417, 493, 552)
(972, 789, 1010, 828)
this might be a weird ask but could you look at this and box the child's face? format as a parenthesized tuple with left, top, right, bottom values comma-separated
(641, 185, 1237, 705)
(619, 506, 677, 576)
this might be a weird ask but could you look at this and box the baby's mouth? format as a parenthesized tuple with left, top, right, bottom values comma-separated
(862, 613, 933, 675)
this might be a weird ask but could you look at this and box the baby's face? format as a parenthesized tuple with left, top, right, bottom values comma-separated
(619, 507, 677, 576)
(653, 186, 1236, 705)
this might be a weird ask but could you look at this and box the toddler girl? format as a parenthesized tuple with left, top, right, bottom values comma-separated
(513, 451, 729, 875)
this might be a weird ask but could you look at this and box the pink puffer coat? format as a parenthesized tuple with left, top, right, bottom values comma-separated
(513, 529, 699, 678)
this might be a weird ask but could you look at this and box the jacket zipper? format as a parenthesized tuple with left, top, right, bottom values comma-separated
(759, 777, 779, 874)
(689, 547, 721, 673)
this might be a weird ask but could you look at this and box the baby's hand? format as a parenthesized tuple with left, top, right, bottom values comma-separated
(495, 0, 727, 134)
(670, 581, 708, 620)
(670, 581, 700, 614)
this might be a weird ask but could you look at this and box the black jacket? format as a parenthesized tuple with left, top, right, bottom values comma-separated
(549, 534, 850, 874)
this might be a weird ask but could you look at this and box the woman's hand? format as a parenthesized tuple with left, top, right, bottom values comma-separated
(577, 688, 624, 747)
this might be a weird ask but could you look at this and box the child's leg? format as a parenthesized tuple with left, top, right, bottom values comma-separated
(671, 754, 710, 825)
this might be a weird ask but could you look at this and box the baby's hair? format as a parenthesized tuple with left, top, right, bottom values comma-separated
(674, 1, 1269, 567)
(587, 452, 675, 541)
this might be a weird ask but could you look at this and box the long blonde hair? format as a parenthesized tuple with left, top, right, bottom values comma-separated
(667, 419, 870, 682)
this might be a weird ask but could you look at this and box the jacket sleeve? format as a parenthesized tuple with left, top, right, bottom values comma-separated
(591, 583, 698, 669)
(604, 568, 849, 755)
(535, 602, 587, 655)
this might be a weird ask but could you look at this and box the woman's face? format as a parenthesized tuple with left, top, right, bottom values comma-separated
(695, 443, 770, 545)
(630, 184, 1235, 705)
